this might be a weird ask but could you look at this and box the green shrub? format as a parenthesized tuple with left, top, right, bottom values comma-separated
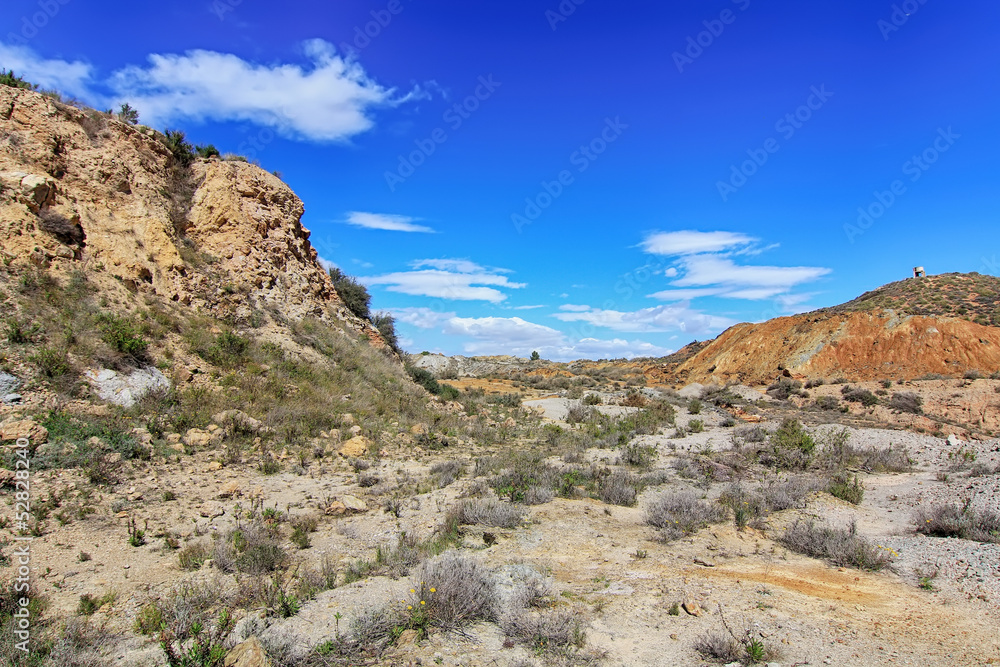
(195, 143, 220, 158)
(764, 418, 815, 469)
(0, 69, 36, 90)
(163, 129, 195, 166)
(688, 419, 705, 433)
(29, 347, 71, 378)
(77, 591, 115, 616)
(96, 313, 148, 359)
(117, 103, 139, 125)
(371, 312, 400, 352)
(5, 316, 41, 344)
(687, 398, 702, 414)
(329, 267, 371, 320)
(827, 473, 864, 505)
(203, 331, 249, 366)
(842, 386, 879, 406)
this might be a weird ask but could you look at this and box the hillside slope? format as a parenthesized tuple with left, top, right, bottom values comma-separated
(662, 277, 1000, 386)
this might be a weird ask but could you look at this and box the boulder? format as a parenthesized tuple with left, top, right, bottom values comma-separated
(338, 435, 370, 458)
(0, 419, 48, 445)
(341, 495, 368, 513)
(224, 637, 271, 667)
(84, 367, 170, 408)
(218, 481, 240, 498)
(682, 600, 702, 617)
(677, 383, 705, 400)
(0, 372, 20, 396)
(325, 501, 347, 516)
(212, 409, 263, 433)
(184, 428, 222, 449)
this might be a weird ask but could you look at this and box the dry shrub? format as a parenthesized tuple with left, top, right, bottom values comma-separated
(645, 490, 727, 541)
(502, 609, 585, 650)
(780, 519, 892, 571)
(177, 540, 211, 570)
(819, 430, 911, 472)
(597, 471, 639, 507)
(731, 425, 768, 448)
(213, 520, 288, 574)
(414, 552, 497, 629)
(523, 485, 555, 505)
(889, 392, 923, 414)
(430, 459, 464, 488)
(914, 503, 1000, 543)
(47, 618, 112, 667)
(453, 498, 526, 529)
(693, 631, 741, 663)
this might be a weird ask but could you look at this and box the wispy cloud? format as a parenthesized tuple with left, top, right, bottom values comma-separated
(641, 230, 830, 304)
(393, 308, 672, 360)
(363, 259, 525, 302)
(554, 304, 735, 334)
(346, 212, 435, 233)
(641, 230, 756, 256)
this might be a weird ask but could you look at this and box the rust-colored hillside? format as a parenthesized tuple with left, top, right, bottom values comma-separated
(646, 275, 1000, 386)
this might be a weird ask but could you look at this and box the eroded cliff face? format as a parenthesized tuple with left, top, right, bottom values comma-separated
(666, 310, 1000, 385)
(0, 85, 385, 344)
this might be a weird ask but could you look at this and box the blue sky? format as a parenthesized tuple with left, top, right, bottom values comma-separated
(4, 0, 999, 360)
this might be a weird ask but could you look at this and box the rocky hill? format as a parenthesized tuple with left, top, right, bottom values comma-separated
(824, 272, 1000, 325)
(0, 84, 385, 345)
(657, 274, 1000, 386)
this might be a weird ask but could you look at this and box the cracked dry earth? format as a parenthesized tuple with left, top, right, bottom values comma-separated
(10, 403, 1000, 667)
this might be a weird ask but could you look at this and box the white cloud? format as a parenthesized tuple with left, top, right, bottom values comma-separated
(647, 288, 725, 301)
(317, 257, 338, 272)
(346, 212, 435, 233)
(445, 316, 566, 349)
(672, 255, 831, 293)
(0, 42, 95, 99)
(110, 39, 427, 141)
(2, 39, 427, 142)
(364, 260, 525, 302)
(558, 304, 592, 312)
(553, 304, 735, 335)
(639, 230, 830, 305)
(641, 230, 756, 256)
(392, 307, 455, 329)
(392, 309, 672, 361)
(413, 259, 497, 273)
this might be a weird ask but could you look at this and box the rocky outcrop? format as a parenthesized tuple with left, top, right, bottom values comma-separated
(0, 85, 386, 347)
(664, 310, 1000, 385)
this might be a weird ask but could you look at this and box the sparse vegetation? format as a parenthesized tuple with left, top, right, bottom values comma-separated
(914, 502, 1000, 543)
(645, 490, 727, 541)
(780, 519, 893, 571)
